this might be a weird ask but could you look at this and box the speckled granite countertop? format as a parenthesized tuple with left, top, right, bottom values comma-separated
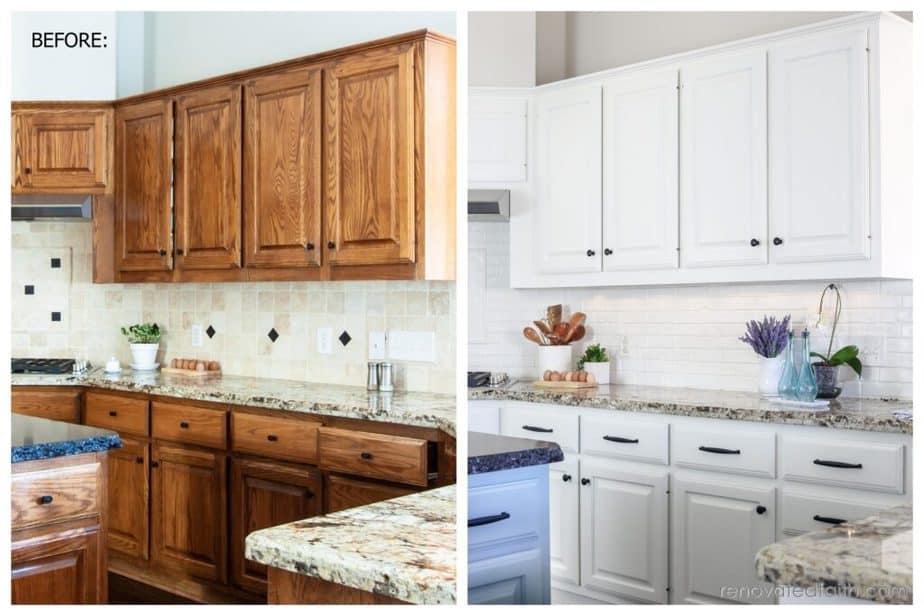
(468, 431, 563, 475)
(13, 369, 456, 436)
(756, 505, 912, 604)
(246, 485, 455, 604)
(12, 413, 121, 463)
(471, 382, 912, 434)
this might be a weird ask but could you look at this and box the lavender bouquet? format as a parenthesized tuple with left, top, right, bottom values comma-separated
(739, 315, 791, 358)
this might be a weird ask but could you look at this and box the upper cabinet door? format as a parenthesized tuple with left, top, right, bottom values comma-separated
(469, 96, 527, 183)
(324, 44, 416, 267)
(680, 51, 767, 268)
(602, 70, 679, 271)
(244, 69, 322, 269)
(769, 29, 870, 264)
(115, 99, 174, 272)
(534, 85, 602, 274)
(15, 108, 110, 192)
(174, 85, 242, 270)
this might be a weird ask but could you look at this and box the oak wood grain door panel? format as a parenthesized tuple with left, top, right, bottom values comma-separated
(324, 44, 416, 267)
(324, 474, 413, 514)
(174, 85, 242, 270)
(11, 526, 103, 604)
(244, 69, 322, 269)
(115, 99, 173, 272)
(107, 437, 150, 560)
(11, 387, 81, 423)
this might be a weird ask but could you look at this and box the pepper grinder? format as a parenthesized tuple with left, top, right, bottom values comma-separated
(366, 362, 379, 391)
(378, 362, 394, 392)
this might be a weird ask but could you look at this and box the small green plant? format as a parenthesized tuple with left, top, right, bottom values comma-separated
(577, 343, 608, 370)
(811, 345, 862, 377)
(120, 323, 162, 344)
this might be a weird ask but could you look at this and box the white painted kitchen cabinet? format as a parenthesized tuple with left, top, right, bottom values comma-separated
(469, 548, 545, 604)
(671, 474, 776, 604)
(680, 50, 767, 269)
(769, 28, 870, 264)
(469, 94, 528, 183)
(533, 85, 602, 274)
(602, 70, 679, 271)
(580, 458, 669, 603)
(549, 459, 580, 586)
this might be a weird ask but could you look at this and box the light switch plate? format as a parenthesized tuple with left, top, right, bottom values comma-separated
(369, 331, 386, 360)
(317, 327, 333, 354)
(387, 330, 435, 362)
(191, 324, 204, 348)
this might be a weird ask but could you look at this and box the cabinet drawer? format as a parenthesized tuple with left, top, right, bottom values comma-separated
(672, 425, 775, 478)
(152, 401, 227, 449)
(12, 461, 101, 530)
(499, 405, 578, 453)
(232, 411, 320, 464)
(85, 392, 149, 436)
(780, 437, 904, 494)
(12, 387, 81, 423)
(580, 415, 668, 464)
(325, 474, 414, 514)
(318, 427, 429, 487)
(780, 491, 896, 537)
(468, 468, 545, 558)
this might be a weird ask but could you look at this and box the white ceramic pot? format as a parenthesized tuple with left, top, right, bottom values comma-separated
(583, 361, 611, 385)
(129, 343, 159, 368)
(758, 354, 785, 395)
(538, 345, 573, 375)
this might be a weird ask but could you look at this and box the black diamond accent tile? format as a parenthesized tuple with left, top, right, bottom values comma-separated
(50, 258, 61, 269)
(338, 331, 352, 346)
(24, 285, 34, 295)
(267, 328, 279, 342)
(51, 312, 61, 322)
(206, 325, 216, 339)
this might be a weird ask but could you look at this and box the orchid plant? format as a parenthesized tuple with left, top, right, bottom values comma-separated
(739, 314, 791, 358)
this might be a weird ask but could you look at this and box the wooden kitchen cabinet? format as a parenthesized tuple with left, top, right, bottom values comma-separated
(325, 474, 413, 513)
(114, 99, 174, 273)
(243, 69, 322, 270)
(12, 105, 111, 193)
(174, 85, 243, 271)
(151, 442, 228, 583)
(11, 386, 81, 423)
(107, 436, 150, 560)
(230, 458, 323, 593)
(12, 524, 105, 604)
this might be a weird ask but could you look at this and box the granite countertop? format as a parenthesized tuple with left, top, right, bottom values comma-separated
(468, 431, 563, 475)
(14, 369, 456, 436)
(245, 485, 455, 605)
(12, 413, 121, 463)
(471, 382, 912, 434)
(756, 505, 912, 604)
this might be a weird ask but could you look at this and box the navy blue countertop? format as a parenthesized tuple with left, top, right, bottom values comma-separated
(468, 431, 563, 475)
(12, 414, 121, 463)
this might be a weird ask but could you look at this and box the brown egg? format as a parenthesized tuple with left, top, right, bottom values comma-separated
(170, 359, 178, 368)
(566, 371, 575, 381)
(543, 370, 552, 381)
(195, 361, 206, 372)
(208, 361, 220, 372)
(549, 372, 562, 382)
(578, 371, 587, 382)
(184, 359, 194, 370)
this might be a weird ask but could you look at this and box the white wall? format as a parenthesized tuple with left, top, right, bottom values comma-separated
(468, 11, 536, 87)
(535, 12, 567, 85)
(115, 12, 145, 97)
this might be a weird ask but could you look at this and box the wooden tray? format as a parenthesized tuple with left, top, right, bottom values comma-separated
(532, 380, 597, 389)
(161, 367, 222, 378)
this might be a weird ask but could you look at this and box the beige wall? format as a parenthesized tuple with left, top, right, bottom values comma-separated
(468, 11, 536, 86)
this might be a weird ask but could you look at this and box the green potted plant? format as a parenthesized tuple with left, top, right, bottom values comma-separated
(578, 343, 610, 385)
(810, 284, 862, 399)
(120, 322, 162, 370)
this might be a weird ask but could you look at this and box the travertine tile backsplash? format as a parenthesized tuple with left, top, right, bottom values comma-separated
(12, 221, 455, 394)
(470, 222, 913, 399)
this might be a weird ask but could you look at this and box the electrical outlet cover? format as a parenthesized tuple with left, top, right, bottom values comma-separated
(191, 324, 204, 348)
(317, 327, 333, 355)
(369, 331, 386, 360)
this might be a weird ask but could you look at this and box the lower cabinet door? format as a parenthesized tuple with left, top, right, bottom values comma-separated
(549, 458, 580, 586)
(12, 525, 103, 604)
(231, 457, 323, 593)
(107, 436, 150, 560)
(151, 442, 228, 583)
(579, 458, 668, 603)
(671, 475, 775, 604)
(469, 549, 545, 605)
(325, 474, 414, 514)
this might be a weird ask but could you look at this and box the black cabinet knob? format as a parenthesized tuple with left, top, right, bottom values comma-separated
(151, 461, 159, 468)
(305, 489, 315, 499)
(603, 248, 613, 256)
(581, 478, 591, 486)
(750, 238, 760, 247)
(328, 241, 336, 249)
(24, 167, 32, 174)
(756, 505, 767, 515)
(267, 434, 278, 442)
(773, 237, 783, 246)
(175, 248, 184, 255)
(38, 495, 53, 505)
(586, 249, 596, 257)
(159, 249, 167, 256)
(562, 474, 572, 482)
(109, 410, 118, 417)
(306, 242, 315, 250)
(179, 421, 189, 429)
(360, 452, 373, 460)
(136, 456, 144, 464)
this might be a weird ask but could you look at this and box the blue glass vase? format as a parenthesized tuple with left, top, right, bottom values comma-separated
(777, 331, 797, 399)
(795, 330, 818, 401)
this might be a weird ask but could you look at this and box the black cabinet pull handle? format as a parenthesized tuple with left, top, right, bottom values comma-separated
(109, 410, 118, 417)
(267, 434, 278, 442)
(813, 514, 847, 525)
(136, 456, 144, 464)
(38, 495, 53, 505)
(699, 446, 741, 455)
(179, 421, 189, 429)
(562, 474, 572, 482)
(604, 248, 613, 256)
(750, 238, 760, 247)
(360, 452, 373, 460)
(306, 242, 315, 250)
(521, 425, 553, 433)
(581, 478, 591, 486)
(603, 435, 639, 444)
(813, 459, 862, 469)
(586, 249, 596, 257)
(756, 505, 767, 515)
(327, 241, 336, 249)
(468, 512, 510, 528)
(773, 237, 784, 246)
(151, 461, 159, 468)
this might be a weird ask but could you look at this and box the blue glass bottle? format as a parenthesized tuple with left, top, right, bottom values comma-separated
(778, 330, 797, 399)
(795, 329, 818, 401)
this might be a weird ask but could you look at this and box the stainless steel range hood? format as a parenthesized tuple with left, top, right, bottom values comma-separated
(468, 189, 510, 222)
(11, 194, 93, 221)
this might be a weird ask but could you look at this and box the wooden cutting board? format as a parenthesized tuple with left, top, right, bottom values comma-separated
(532, 380, 597, 389)
(161, 367, 221, 378)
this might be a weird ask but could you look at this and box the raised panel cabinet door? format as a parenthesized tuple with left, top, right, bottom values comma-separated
(579, 458, 668, 604)
(549, 459, 580, 587)
(671, 475, 775, 604)
(769, 28, 870, 263)
(469, 96, 528, 183)
(680, 50, 768, 268)
(114, 99, 173, 272)
(174, 85, 242, 270)
(16, 108, 110, 191)
(244, 69, 322, 269)
(603, 70, 679, 271)
(151, 442, 227, 583)
(107, 436, 149, 560)
(231, 458, 322, 594)
(324, 43, 416, 267)
(11, 525, 103, 604)
(534, 85, 602, 274)
(468, 548, 545, 605)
